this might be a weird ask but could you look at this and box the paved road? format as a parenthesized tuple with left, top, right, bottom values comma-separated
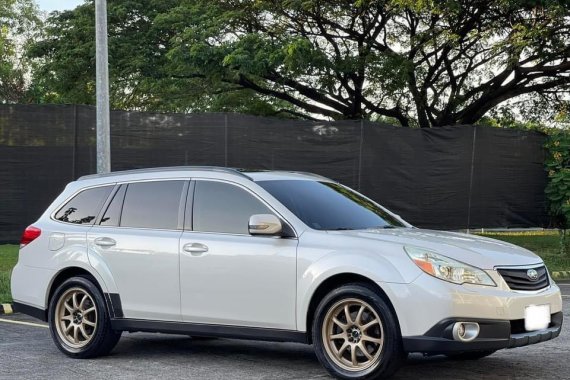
(1, 284, 568, 380)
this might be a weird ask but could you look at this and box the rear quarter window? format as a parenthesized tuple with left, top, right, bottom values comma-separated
(54, 185, 113, 225)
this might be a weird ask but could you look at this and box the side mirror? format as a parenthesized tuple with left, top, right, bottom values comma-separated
(249, 214, 283, 236)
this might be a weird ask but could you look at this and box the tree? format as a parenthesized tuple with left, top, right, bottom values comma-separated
(29, 0, 570, 126)
(27, 0, 295, 117)
(544, 128, 570, 255)
(29, 1, 169, 107)
(0, 0, 40, 103)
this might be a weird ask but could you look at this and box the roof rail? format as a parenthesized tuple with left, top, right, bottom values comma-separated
(78, 166, 252, 181)
(273, 170, 331, 181)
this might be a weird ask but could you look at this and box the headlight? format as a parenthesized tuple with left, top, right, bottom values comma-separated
(404, 246, 496, 286)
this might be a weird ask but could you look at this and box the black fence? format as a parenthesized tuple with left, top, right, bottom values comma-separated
(0, 104, 549, 242)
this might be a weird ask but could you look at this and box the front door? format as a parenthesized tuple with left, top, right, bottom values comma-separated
(180, 179, 297, 330)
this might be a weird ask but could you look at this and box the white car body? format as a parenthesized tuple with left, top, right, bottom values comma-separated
(11, 167, 563, 364)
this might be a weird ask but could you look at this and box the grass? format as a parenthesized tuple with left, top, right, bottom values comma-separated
(477, 231, 570, 272)
(0, 233, 569, 303)
(0, 245, 18, 304)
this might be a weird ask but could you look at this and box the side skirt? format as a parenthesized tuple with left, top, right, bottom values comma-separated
(111, 318, 308, 344)
(12, 302, 47, 322)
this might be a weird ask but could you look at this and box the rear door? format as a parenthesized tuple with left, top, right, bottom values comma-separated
(88, 180, 188, 321)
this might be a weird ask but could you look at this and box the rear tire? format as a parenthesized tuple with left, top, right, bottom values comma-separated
(445, 350, 497, 360)
(48, 276, 122, 358)
(312, 283, 405, 379)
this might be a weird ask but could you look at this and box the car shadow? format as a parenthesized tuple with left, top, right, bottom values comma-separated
(110, 333, 318, 363)
(95, 333, 552, 379)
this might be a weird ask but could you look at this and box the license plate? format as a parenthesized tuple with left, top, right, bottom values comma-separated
(524, 304, 551, 332)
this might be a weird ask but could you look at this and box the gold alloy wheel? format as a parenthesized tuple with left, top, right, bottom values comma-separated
(322, 298, 385, 372)
(55, 287, 98, 349)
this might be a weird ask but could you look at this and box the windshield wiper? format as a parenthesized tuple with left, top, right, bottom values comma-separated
(366, 225, 396, 229)
(327, 227, 355, 231)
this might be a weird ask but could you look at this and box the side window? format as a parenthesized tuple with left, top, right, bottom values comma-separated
(192, 181, 273, 234)
(55, 186, 113, 225)
(100, 185, 126, 226)
(120, 181, 185, 230)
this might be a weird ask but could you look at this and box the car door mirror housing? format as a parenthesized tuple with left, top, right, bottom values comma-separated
(249, 214, 283, 236)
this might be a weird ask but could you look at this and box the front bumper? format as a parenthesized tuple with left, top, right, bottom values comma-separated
(402, 311, 563, 354)
(380, 272, 563, 337)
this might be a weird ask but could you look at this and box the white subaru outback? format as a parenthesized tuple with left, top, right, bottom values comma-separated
(11, 167, 563, 379)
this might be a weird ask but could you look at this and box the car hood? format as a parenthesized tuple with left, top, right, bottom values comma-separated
(329, 228, 542, 269)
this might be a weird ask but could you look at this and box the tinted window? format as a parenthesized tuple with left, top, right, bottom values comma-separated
(193, 181, 272, 234)
(257, 180, 405, 230)
(55, 186, 113, 225)
(100, 185, 126, 226)
(121, 181, 184, 230)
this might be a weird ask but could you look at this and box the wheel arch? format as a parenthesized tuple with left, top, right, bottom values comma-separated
(304, 273, 400, 344)
(46, 266, 107, 309)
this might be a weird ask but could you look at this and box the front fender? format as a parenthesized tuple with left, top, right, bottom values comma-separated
(296, 247, 421, 332)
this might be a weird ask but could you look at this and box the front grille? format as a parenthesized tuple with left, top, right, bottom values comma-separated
(497, 266, 549, 291)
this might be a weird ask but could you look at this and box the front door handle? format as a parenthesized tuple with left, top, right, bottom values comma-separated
(94, 237, 116, 247)
(183, 243, 208, 255)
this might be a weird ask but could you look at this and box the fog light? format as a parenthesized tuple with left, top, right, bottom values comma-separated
(458, 323, 465, 337)
(452, 322, 479, 342)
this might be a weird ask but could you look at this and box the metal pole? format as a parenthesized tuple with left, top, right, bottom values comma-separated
(466, 126, 477, 233)
(72, 104, 78, 180)
(95, 0, 111, 173)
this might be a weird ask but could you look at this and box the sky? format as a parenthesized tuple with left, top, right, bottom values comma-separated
(36, 0, 84, 13)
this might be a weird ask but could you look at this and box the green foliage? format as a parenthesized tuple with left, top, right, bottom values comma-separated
(0, 0, 40, 103)
(0, 244, 18, 303)
(27, 0, 292, 117)
(544, 129, 570, 234)
(477, 115, 547, 131)
(27, 0, 570, 125)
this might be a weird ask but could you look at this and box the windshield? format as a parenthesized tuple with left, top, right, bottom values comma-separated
(257, 180, 405, 230)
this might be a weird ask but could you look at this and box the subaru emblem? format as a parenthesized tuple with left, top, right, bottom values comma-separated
(527, 269, 539, 281)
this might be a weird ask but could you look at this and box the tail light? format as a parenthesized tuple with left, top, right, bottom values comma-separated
(20, 225, 41, 248)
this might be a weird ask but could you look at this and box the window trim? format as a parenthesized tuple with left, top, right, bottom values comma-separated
(95, 184, 126, 226)
(187, 178, 298, 238)
(51, 183, 116, 227)
(177, 181, 191, 230)
(183, 180, 196, 231)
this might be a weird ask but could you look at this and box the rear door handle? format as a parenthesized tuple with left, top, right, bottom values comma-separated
(183, 243, 208, 255)
(94, 237, 116, 247)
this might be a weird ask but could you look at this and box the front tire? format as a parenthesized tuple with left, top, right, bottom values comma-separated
(312, 283, 405, 380)
(48, 276, 122, 358)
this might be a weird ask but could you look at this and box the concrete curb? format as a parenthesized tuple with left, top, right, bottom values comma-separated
(0, 303, 14, 315)
(551, 271, 570, 280)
